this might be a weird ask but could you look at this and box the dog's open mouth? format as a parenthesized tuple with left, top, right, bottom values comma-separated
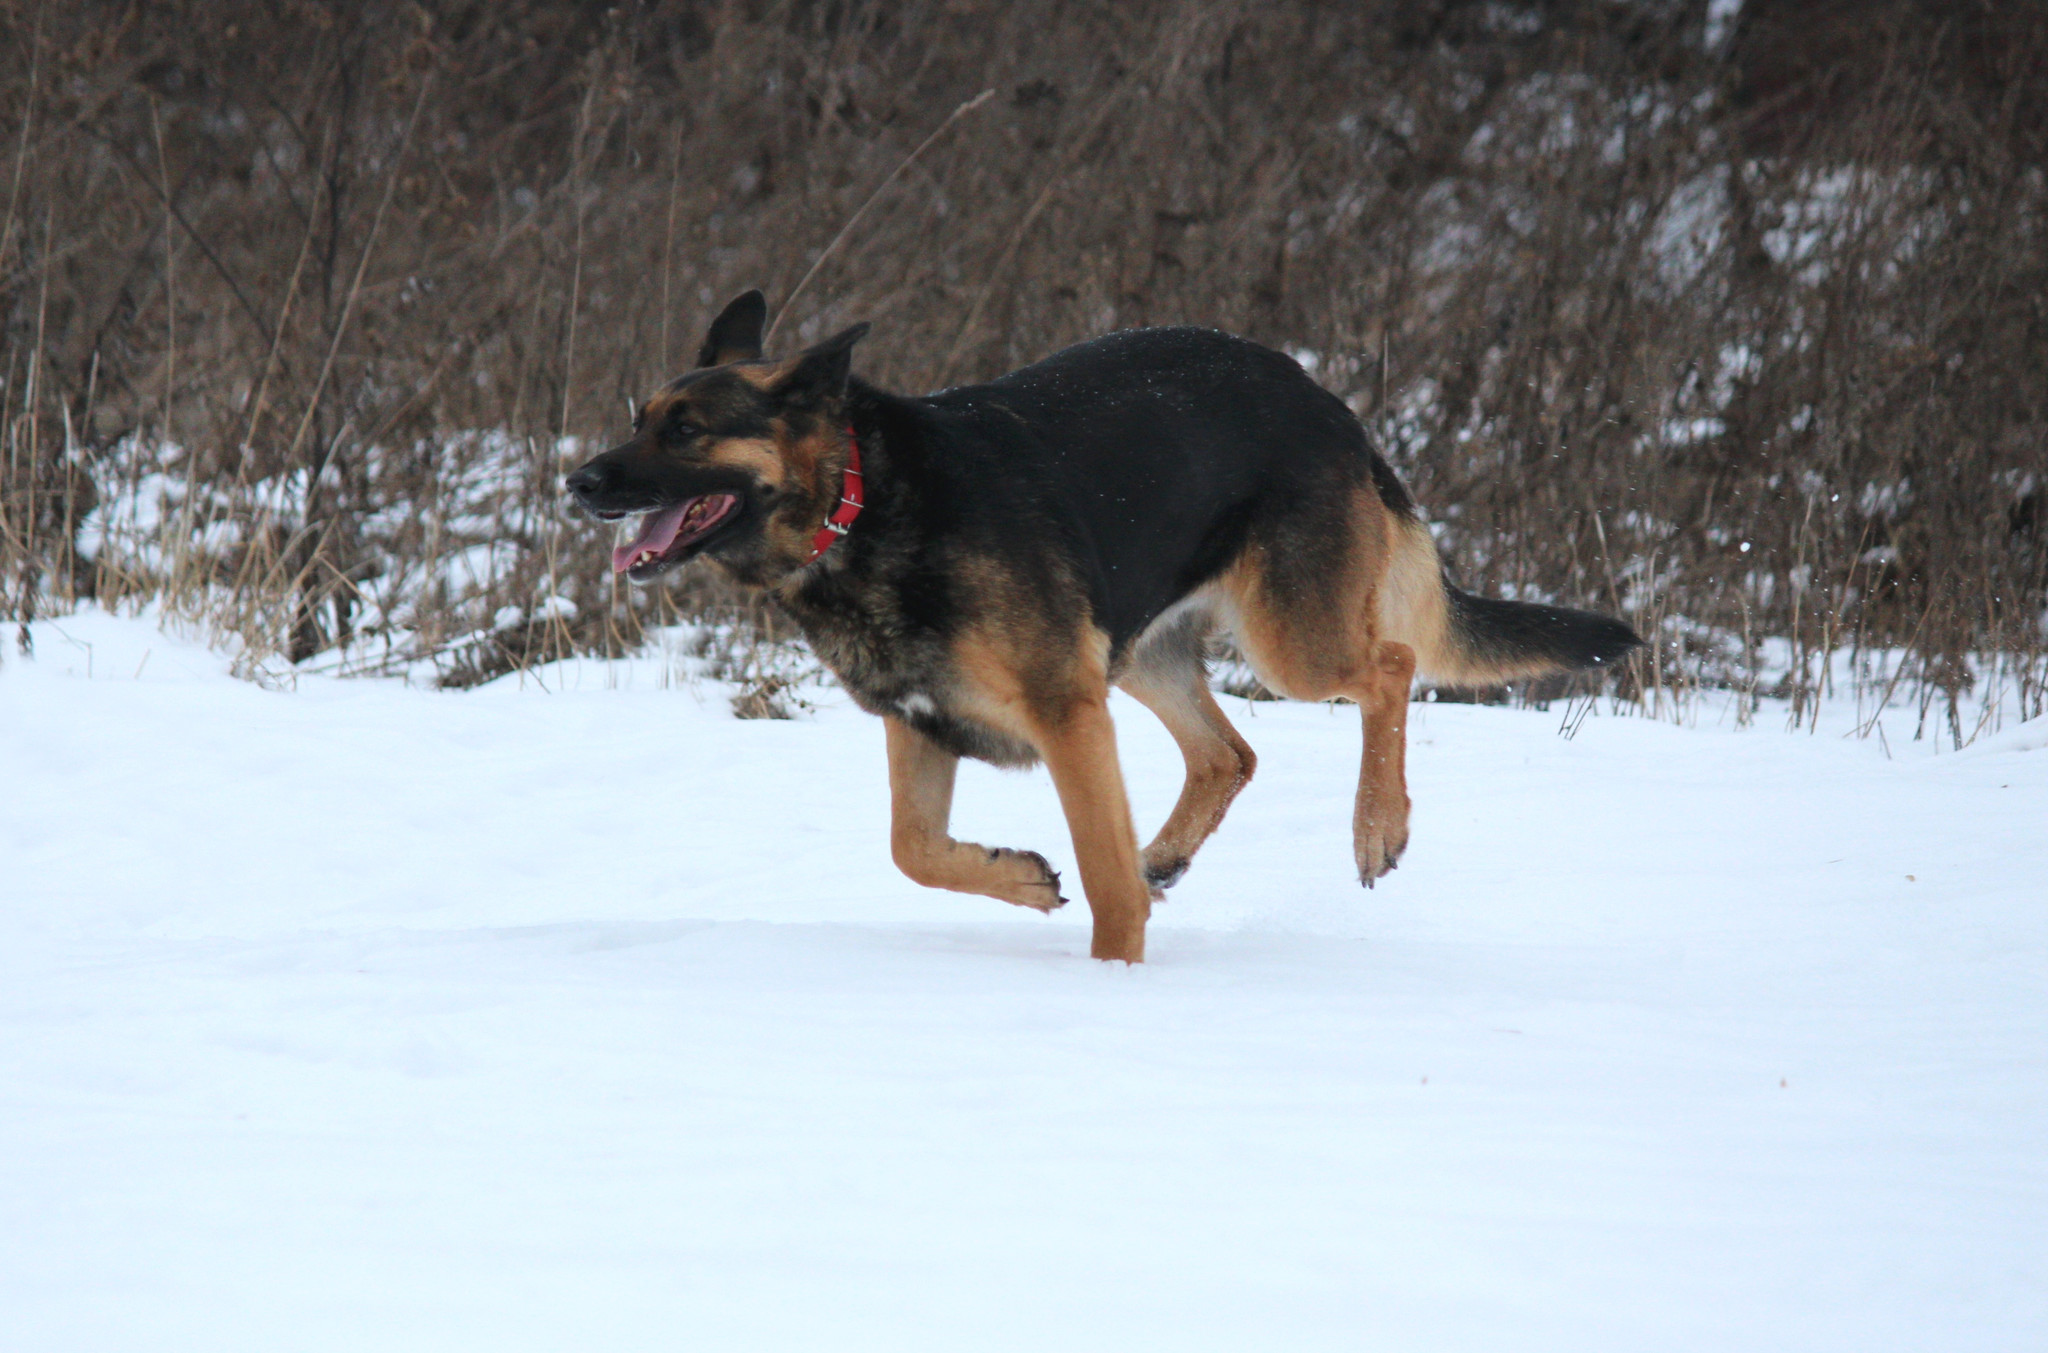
(612, 494, 740, 577)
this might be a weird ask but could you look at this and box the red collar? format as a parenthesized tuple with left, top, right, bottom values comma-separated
(805, 425, 865, 563)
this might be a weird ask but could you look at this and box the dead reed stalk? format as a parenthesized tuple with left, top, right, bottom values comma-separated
(0, 0, 2037, 735)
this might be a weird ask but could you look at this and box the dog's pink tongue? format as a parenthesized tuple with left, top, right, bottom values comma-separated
(612, 501, 692, 574)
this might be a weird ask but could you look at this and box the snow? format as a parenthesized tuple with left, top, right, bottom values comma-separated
(3, 610, 2044, 1351)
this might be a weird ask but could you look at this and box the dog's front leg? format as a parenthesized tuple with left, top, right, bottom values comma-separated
(885, 716, 1067, 912)
(1028, 695, 1151, 963)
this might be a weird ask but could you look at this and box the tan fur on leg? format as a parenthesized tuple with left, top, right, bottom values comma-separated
(1349, 641, 1416, 884)
(1212, 497, 1418, 887)
(1119, 667, 1256, 892)
(1026, 695, 1151, 963)
(886, 717, 1066, 911)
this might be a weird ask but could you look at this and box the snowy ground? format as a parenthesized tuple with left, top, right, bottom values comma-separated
(3, 610, 2043, 1352)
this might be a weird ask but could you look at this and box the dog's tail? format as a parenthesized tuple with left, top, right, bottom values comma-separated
(1379, 515, 1642, 687)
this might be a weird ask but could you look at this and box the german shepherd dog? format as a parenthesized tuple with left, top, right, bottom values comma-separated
(566, 292, 1640, 962)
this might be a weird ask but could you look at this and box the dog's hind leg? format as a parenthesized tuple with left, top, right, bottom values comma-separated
(886, 716, 1067, 912)
(1243, 624, 1415, 886)
(1219, 490, 1418, 887)
(1345, 640, 1416, 885)
(1118, 654, 1256, 896)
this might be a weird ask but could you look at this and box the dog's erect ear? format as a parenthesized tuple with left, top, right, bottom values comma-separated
(696, 290, 768, 367)
(770, 323, 871, 404)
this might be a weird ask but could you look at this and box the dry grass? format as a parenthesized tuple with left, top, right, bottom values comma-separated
(2, 0, 2043, 738)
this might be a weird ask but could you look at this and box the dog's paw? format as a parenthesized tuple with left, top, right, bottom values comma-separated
(1355, 827, 1409, 889)
(1142, 855, 1188, 902)
(989, 848, 1067, 912)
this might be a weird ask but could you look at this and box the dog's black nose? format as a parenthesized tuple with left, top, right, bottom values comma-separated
(565, 463, 610, 500)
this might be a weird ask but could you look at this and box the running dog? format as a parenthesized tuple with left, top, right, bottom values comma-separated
(566, 291, 1640, 962)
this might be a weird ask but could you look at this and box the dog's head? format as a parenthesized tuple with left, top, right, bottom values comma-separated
(565, 290, 870, 586)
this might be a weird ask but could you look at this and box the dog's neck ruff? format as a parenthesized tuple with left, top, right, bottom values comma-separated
(805, 426, 865, 564)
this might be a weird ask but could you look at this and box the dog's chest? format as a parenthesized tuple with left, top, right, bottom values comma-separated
(809, 620, 943, 714)
(782, 584, 946, 711)
(783, 587, 1038, 768)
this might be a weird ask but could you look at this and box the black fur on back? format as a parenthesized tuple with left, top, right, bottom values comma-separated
(808, 326, 1408, 659)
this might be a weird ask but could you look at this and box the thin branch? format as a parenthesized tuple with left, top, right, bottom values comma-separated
(765, 88, 995, 349)
(935, 82, 1128, 387)
(284, 75, 433, 469)
(0, 0, 43, 281)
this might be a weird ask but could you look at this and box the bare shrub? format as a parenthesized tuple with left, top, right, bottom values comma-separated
(1, 1, 2041, 736)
